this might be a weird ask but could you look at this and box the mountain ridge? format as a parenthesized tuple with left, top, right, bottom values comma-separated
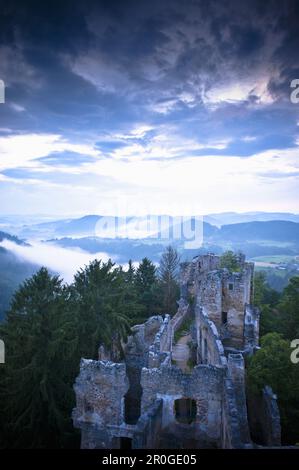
(2, 212, 299, 240)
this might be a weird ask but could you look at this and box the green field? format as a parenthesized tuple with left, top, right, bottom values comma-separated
(250, 255, 298, 264)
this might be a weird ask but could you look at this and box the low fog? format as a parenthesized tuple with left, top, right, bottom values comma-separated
(0, 239, 113, 283)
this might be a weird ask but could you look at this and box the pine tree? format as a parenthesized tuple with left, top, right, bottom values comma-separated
(118, 261, 146, 325)
(158, 246, 180, 315)
(135, 257, 160, 317)
(71, 259, 131, 359)
(277, 276, 299, 340)
(253, 272, 281, 336)
(0, 268, 78, 448)
(126, 260, 135, 284)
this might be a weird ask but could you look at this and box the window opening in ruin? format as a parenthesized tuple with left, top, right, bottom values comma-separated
(124, 366, 142, 425)
(222, 311, 228, 325)
(124, 393, 141, 424)
(229, 283, 234, 291)
(204, 338, 208, 363)
(84, 400, 93, 413)
(174, 398, 197, 424)
(120, 437, 132, 449)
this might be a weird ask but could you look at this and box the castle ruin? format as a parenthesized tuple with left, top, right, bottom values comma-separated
(72, 253, 281, 449)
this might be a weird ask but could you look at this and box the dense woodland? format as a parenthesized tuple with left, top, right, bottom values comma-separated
(0, 249, 298, 447)
(0, 247, 180, 448)
(248, 271, 299, 444)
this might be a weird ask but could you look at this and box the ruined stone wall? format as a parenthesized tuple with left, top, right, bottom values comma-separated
(73, 359, 129, 448)
(141, 364, 225, 448)
(221, 376, 245, 449)
(244, 304, 260, 351)
(123, 316, 165, 424)
(148, 315, 172, 368)
(227, 354, 250, 444)
(247, 386, 281, 447)
(155, 315, 172, 352)
(261, 386, 281, 446)
(180, 254, 220, 300)
(200, 272, 222, 328)
(170, 298, 190, 335)
(126, 316, 164, 359)
(124, 316, 166, 373)
(147, 300, 191, 368)
(181, 254, 256, 350)
(195, 304, 227, 367)
(221, 270, 251, 348)
(133, 399, 163, 448)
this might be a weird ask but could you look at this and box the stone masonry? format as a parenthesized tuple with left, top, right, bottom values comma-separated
(73, 253, 282, 449)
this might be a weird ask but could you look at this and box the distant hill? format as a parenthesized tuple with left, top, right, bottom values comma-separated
(215, 220, 299, 243)
(1, 217, 299, 320)
(1, 215, 198, 239)
(45, 220, 299, 265)
(5, 215, 103, 239)
(206, 221, 299, 259)
(0, 231, 27, 246)
(2, 212, 299, 240)
(203, 211, 299, 226)
(0, 232, 38, 321)
(4, 215, 128, 239)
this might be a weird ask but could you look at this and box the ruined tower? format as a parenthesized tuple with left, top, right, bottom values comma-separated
(72, 253, 281, 449)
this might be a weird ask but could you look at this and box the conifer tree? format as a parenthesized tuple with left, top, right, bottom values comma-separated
(135, 257, 160, 317)
(158, 246, 180, 315)
(71, 259, 131, 359)
(0, 268, 77, 448)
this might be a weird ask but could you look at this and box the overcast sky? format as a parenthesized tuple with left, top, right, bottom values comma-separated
(0, 0, 299, 216)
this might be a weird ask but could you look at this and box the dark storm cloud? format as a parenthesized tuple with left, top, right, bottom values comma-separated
(0, 0, 299, 154)
(267, 0, 299, 100)
(0, 1, 90, 53)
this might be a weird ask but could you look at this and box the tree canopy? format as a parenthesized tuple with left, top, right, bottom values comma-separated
(0, 251, 181, 448)
(158, 246, 180, 314)
(247, 332, 299, 444)
(0, 268, 77, 448)
(219, 250, 241, 272)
